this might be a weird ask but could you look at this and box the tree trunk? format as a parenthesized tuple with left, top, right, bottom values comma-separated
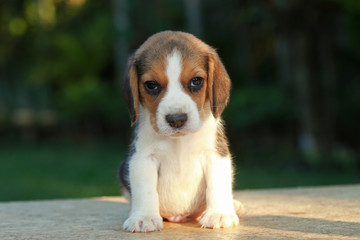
(318, 27, 337, 161)
(183, 0, 203, 37)
(112, 0, 130, 87)
(290, 34, 320, 164)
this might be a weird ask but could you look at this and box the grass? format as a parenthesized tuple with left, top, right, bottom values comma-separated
(0, 142, 359, 201)
(234, 166, 360, 190)
(0, 141, 125, 201)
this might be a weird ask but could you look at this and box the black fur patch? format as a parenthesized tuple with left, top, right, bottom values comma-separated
(118, 124, 139, 195)
(204, 56, 209, 77)
(118, 156, 131, 194)
(215, 122, 230, 158)
(123, 54, 137, 124)
(212, 84, 217, 116)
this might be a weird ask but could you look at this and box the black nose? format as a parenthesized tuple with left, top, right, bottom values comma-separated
(165, 114, 188, 128)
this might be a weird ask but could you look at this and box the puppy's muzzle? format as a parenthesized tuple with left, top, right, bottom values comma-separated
(165, 114, 188, 128)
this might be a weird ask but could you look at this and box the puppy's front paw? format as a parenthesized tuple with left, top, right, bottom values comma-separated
(123, 214, 163, 232)
(200, 210, 239, 229)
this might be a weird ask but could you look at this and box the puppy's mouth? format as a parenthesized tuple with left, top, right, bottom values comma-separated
(158, 128, 190, 137)
(169, 131, 187, 137)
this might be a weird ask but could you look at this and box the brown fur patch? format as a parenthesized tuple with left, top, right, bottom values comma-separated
(207, 52, 231, 118)
(138, 59, 168, 133)
(180, 56, 208, 120)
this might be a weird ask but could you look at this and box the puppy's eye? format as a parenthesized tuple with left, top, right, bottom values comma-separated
(188, 77, 204, 92)
(144, 81, 162, 96)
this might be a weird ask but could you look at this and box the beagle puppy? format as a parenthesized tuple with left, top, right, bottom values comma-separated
(119, 31, 241, 232)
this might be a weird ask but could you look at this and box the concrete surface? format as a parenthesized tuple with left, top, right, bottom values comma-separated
(0, 185, 359, 240)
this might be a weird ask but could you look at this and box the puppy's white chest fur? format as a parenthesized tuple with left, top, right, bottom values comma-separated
(138, 108, 216, 218)
(157, 141, 206, 218)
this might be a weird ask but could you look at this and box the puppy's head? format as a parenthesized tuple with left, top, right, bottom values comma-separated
(124, 31, 230, 136)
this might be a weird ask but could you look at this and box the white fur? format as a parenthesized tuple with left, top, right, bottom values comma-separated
(156, 51, 202, 135)
(123, 51, 239, 233)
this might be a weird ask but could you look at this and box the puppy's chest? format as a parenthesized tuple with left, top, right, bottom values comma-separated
(157, 145, 205, 188)
(155, 141, 207, 215)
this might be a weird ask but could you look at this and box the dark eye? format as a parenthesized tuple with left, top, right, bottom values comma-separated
(144, 81, 162, 96)
(188, 77, 204, 92)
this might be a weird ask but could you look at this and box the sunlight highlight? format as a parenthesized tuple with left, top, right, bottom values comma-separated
(94, 196, 129, 203)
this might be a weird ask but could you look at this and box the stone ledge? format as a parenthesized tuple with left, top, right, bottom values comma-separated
(1, 185, 359, 240)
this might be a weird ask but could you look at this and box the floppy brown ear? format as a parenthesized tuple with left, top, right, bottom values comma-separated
(123, 57, 139, 126)
(207, 52, 231, 118)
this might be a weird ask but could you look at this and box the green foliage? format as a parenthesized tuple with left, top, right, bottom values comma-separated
(58, 77, 126, 126)
(234, 166, 360, 190)
(0, 142, 125, 201)
(233, 141, 295, 167)
(330, 0, 360, 12)
(28, 8, 112, 85)
(0, 0, 360, 202)
(225, 86, 292, 128)
(1, 142, 358, 201)
(332, 146, 358, 171)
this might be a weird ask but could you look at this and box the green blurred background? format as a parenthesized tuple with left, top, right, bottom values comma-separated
(1, 0, 360, 201)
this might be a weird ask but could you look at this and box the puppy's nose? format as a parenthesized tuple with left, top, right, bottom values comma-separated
(166, 114, 188, 128)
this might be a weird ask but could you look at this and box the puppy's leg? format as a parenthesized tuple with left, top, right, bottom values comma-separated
(200, 156, 239, 228)
(123, 154, 163, 232)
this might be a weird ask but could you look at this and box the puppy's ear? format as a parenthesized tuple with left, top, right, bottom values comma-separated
(207, 51, 231, 118)
(123, 56, 139, 126)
